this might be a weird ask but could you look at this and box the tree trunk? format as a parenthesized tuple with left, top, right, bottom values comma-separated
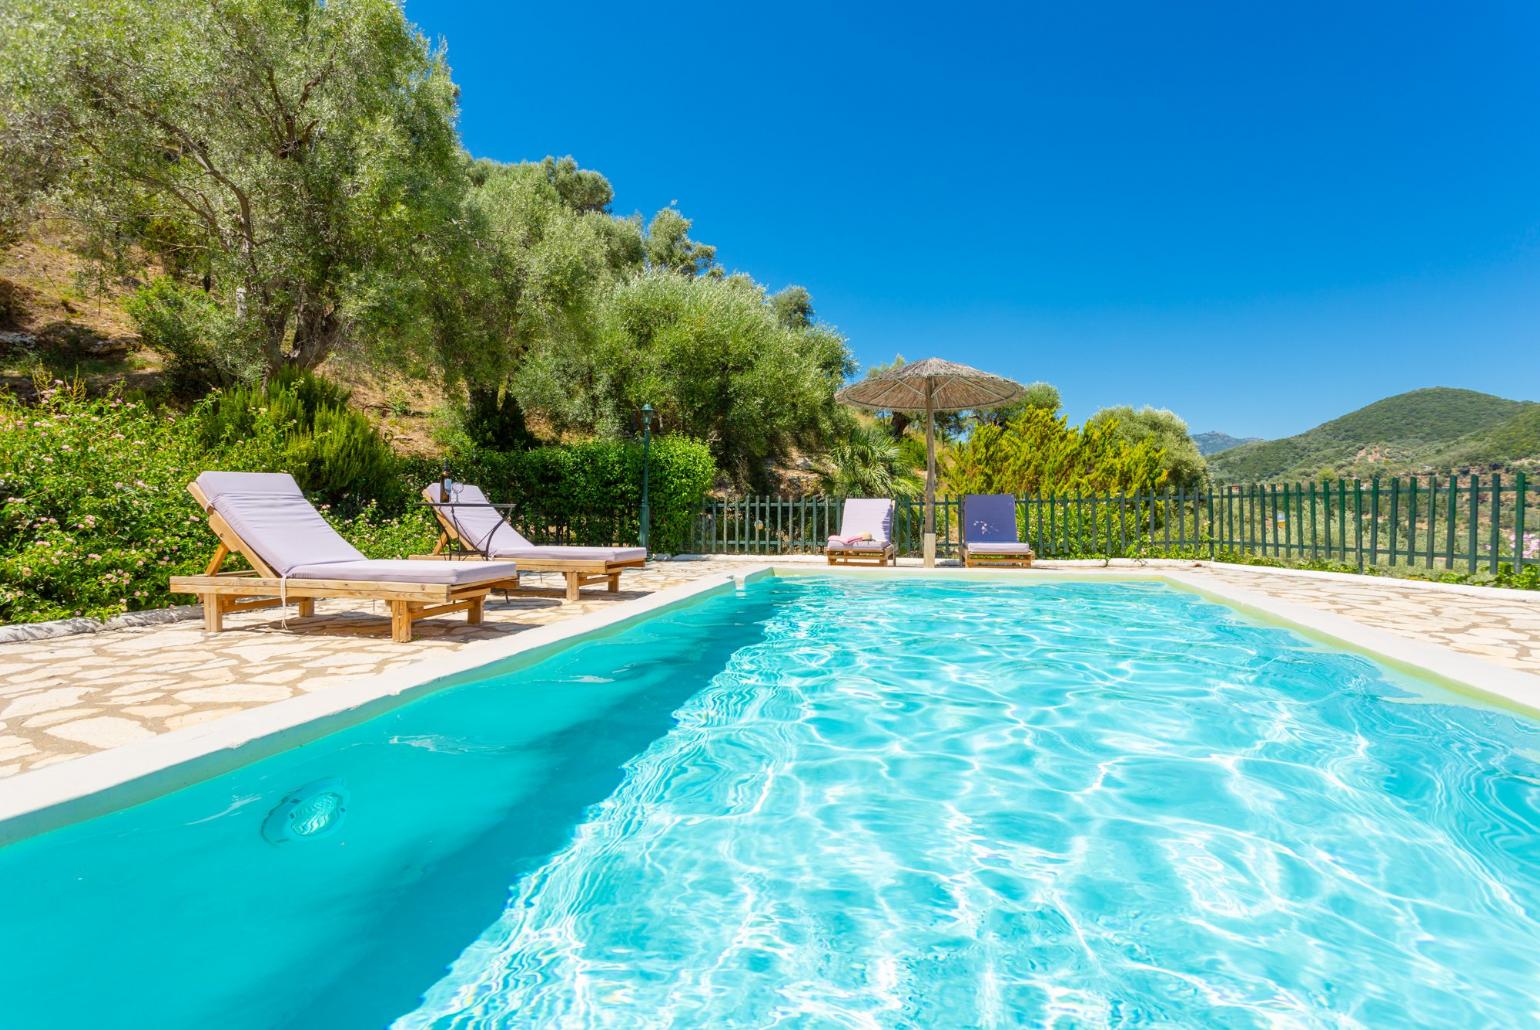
(465, 385, 535, 450)
(259, 308, 289, 373)
(288, 297, 339, 370)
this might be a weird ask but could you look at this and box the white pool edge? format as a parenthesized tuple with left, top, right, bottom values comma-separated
(1159, 571, 1540, 717)
(2, 562, 1535, 844)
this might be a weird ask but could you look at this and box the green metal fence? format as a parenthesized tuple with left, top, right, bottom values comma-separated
(690, 473, 1538, 576)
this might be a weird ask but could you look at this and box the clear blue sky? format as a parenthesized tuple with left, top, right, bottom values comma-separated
(407, 1, 1540, 438)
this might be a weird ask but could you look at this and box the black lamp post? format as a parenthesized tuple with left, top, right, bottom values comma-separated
(639, 403, 655, 553)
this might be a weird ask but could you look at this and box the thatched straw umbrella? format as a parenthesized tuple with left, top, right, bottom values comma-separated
(836, 357, 1025, 566)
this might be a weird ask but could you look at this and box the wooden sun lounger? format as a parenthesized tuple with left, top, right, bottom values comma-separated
(960, 544, 1035, 568)
(824, 543, 897, 567)
(823, 499, 898, 566)
(959, 494, 1034, 569)
(170, 482, 505, 642)
(417, 493, 645, 603)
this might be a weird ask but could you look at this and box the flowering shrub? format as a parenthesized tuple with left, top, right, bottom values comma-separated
(1, 381, 216, 620)
(1508, 531, 1540, 562)
(0, 382, 433, 623)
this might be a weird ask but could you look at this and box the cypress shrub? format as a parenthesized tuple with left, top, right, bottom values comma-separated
(197, 370, 401, 508)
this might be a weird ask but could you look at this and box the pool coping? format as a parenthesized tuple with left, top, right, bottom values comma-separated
(2, 562, 1536, 844)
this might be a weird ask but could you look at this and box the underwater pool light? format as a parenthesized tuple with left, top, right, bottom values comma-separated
(262, 778, 349, 844)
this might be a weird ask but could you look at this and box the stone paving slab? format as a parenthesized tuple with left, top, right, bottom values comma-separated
(0, 559, 1536, 779)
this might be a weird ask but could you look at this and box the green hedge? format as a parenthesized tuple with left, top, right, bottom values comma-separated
(417, 435, 716, 555)
(0, 384, 715, 624)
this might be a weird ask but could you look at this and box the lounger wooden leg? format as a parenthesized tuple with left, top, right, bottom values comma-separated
(296, 598, 316, 618)
(607, 573, 620, 593)
(467, 595, 484, 625)
(202, 594, 224, 633)
(390, 600, 413, 643)
(565, 572, 580, 603)
(203, 544, 229, 576)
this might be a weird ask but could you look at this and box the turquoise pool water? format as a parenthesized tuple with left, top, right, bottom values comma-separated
(4, 577, 1540, 1027)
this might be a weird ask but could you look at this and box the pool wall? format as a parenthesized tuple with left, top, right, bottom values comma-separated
(3, 562, 1537, 845)
(0, 567, 770, 844)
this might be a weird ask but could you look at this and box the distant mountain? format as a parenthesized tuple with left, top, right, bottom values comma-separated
(1193, 431, 1261, 456)
(1206, 387, 1540, 482)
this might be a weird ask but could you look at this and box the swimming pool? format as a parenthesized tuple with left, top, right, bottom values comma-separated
(4, 575, 1540, 1026)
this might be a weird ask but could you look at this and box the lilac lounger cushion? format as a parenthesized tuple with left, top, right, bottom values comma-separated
(964, 541, 1035, 554)
(827, 538, 889, 551)
(427, 483, 645, 562)
(828, 499, 894, 550)
(963, 494, 1024, 546)
(197, 471, 516, 586)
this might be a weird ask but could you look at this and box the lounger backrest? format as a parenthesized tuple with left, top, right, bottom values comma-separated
(424, 482, 533, 555)
(839, 498, 894, 543)
(195, 471, 364, 577)
(964, 494, 1021, 543)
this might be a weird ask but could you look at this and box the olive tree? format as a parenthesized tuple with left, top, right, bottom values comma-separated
(1086, 405, 1209, 490)
(1, 0, 465, 375)
(513, 270, 850, 485)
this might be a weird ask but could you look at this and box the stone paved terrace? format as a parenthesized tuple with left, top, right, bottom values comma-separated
(1, 558, 1538, 780)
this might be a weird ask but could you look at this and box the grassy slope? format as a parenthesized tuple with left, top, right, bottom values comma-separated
(1424, 403, 1540, 471)
(1208, 387, 1537, 481)
(1, 224, 454, 455)
(0, 225, 165, 396)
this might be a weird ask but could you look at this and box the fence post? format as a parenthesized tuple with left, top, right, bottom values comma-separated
(1118, 493, 1128, 556)
(1369, 477, 1380, 566)
(1174, 486, 1184, 553)
(1043, 494, 1053, 557)
(1424, 476, 1436, 569)
(1490, 473, 1502, 574)
(1468, 474, 1479, 575)
(1292, 482, 1302, 562)
(1444, 477, 1457, 570)
(1324, 482, 1334, 558)
(1265, 484, 1276, 557)
(1206, 486, 1215, 559)
(1516, 472, 1529, 575)
(1280, 484, 1289, 558)
(1088, 493, 1100, 557)
(1406, 477, 1419, 567)
(1332, 479, 1343, 561)
(1307, 482, 1317, 561)
(1352, 480, 1364, 571)
(1388, 479, 1400, 566)
(1229, 486, 1237, 556)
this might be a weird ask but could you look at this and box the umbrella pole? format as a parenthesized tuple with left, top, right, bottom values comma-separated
(924, 382, 937, 567)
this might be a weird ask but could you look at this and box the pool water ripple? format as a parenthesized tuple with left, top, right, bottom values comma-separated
(402, 579, 1540, 1028)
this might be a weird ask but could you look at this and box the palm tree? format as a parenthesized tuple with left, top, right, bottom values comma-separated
(822, 421, 923, 497)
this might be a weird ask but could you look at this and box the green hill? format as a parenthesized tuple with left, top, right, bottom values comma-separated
(1193, 431, 1260, 456)
(1208, 388, 1539, 482)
